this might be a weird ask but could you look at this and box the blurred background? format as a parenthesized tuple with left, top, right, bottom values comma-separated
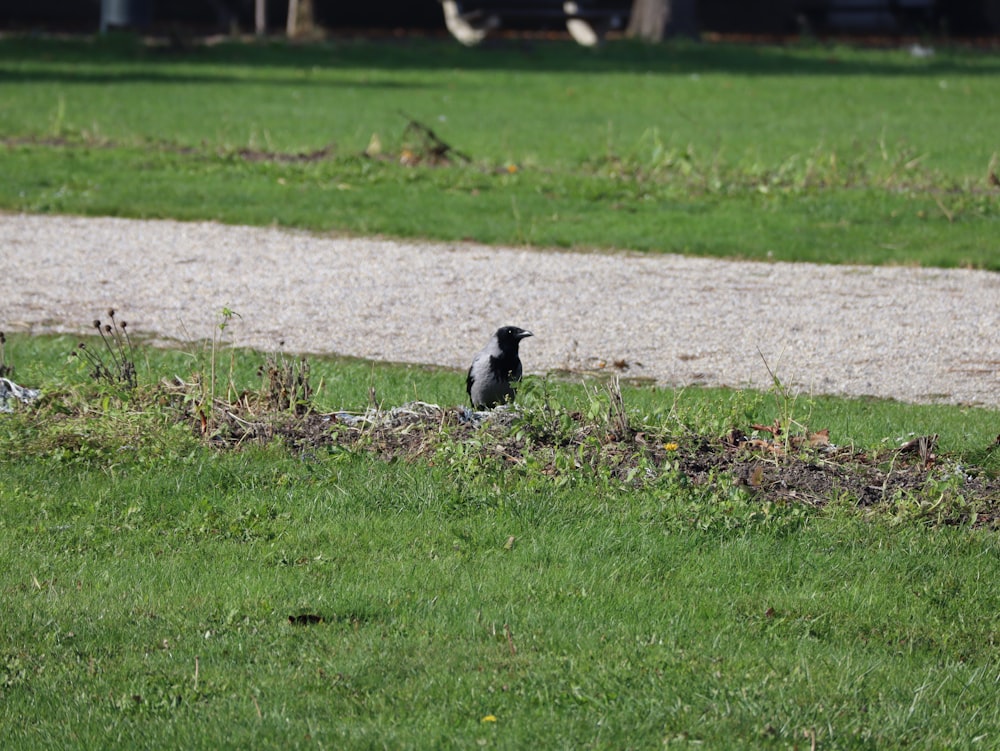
(2, 0, 998, 39)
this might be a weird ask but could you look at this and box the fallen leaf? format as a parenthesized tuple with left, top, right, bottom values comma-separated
(808, 429, 830, 447)
(751, 421, 782, 436)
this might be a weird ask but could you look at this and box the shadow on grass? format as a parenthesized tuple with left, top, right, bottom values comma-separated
(1, 33, 999, 80)
(0, 67, 438, 88)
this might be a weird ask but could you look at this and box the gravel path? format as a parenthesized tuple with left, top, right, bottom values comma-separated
(2, 213, 998, 408)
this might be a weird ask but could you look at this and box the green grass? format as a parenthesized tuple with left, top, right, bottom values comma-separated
(1, 332, 999, 749)
(4, 331, 999, 461)
(3, 449, 999, 749)
(1, 35, 999, 266)
(3, 34, 1000, 747)
(2, 333, 999, 748)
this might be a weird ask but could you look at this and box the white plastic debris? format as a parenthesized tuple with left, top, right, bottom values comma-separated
(332, 401, 519, 430)
(0, 377, 40, 413)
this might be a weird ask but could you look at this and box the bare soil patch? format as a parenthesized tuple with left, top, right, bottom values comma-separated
(184, 383, 1000, 530)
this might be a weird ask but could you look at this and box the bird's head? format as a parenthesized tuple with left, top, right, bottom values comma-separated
(495, 326, 533, 351)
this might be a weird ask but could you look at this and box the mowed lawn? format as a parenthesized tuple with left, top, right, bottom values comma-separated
(1, 35, 999, 750)
(1, 332, 999, 750)
(0, 35, 998, 266)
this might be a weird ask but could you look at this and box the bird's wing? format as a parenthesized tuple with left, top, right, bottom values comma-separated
(466, 364, 475, 398)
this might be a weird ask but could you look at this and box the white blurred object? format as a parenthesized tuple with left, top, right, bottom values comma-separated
(565, 1, 624, 47)
(0, 377, 40, 413)
(566, 17, 600, 46)
(441, 0, 499, 46)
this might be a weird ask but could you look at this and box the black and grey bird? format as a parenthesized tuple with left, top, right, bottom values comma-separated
(466, 326, 533, 409)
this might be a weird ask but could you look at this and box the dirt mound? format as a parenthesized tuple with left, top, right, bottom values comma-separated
(189, 388, 1000, 530)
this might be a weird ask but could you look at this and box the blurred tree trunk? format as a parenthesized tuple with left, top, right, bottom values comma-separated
(286, 0, 315, 38)
(626, 0, 698, 41)
(626, 0, 668, 41)
(256, 0, 267, 35)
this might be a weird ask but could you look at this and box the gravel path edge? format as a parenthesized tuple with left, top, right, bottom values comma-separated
(1, 213, 998, 409)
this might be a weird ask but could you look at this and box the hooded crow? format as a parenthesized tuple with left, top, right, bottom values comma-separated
(466, 326, 533, 409)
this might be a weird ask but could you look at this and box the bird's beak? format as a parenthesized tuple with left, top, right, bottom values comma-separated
(518, 330, 533, 340)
